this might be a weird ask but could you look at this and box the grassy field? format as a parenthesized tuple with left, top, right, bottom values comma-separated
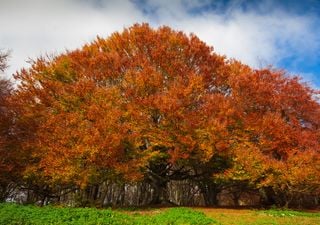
(0, 203, 214, 225)
(197, 207, 320, 225)
(0, 203, 319, 225)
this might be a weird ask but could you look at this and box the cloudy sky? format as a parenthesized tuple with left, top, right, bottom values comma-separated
(1, 0, 320, 88)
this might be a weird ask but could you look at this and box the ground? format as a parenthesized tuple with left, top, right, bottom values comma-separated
(0, 203, 319, 225)
(195, 207, 320, 225)
(118, 206, 320, 225)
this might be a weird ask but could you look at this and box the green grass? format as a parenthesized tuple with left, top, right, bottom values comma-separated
(1, 203, 319, 225)
(0, 203, 216, 225)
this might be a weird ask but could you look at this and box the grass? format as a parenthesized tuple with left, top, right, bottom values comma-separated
(197, 207, 320, 225)
(0, 203, 319, 225)
(0, 203, 215, 225)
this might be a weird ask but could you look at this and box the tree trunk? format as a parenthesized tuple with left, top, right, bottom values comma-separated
(150, 180, 169, 205)
(199, 181, 220, 206)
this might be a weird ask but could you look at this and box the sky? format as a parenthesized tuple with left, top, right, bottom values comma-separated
(0, 0, 320, 88)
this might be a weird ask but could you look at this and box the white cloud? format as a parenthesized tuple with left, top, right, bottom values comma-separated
(0, 0, 319, 87)
(143, 1, 319, 68)
(0, 0, 145, 78)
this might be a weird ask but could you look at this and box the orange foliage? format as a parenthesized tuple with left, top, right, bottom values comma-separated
(9, 24, 320, 196)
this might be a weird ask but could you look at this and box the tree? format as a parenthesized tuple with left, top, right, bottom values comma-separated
(0, 50, 13, 200)
(217, 63, 320, 206)
(0, 51, 9, 72)
(11, 24, 320, 207)
(0, 50, 23, 201)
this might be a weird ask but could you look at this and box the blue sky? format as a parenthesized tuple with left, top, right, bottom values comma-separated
(0, 0, 319, 88)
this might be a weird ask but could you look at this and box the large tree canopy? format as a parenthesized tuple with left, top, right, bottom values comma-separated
(6, 24, 320, 206)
